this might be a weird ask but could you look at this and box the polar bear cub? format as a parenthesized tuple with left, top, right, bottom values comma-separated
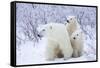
(70, 30, 84, 58)
(37, 23, 73, 61)
(66, 16, 80, 36)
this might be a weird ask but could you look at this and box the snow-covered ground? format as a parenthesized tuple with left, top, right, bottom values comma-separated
(16, 36, 96, 65)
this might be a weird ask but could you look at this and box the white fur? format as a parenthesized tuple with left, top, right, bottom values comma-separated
(66, 16, 80, 36)
(38, 23, 73, 60)
(70, 30, 84, 58)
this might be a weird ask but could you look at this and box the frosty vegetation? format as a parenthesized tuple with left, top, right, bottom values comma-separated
(16, 3, 96, 65)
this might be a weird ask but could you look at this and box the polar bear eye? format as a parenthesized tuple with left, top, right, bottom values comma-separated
(42, 29, 45, 31)
(73, 37, 76, 39)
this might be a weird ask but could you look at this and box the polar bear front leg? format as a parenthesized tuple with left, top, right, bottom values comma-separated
(63, 52, 72, 60)
(72, 49, 79, 58)
(63, 54, 70, 60)
(45, 40, 57, 61)
(61, 45, 73, 60)
(78, 49, 83, 57)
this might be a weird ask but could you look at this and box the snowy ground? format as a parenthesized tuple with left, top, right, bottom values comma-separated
(16, 36, 96, 65)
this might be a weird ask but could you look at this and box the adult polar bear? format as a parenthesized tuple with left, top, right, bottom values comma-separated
(37, 23, 73, 61)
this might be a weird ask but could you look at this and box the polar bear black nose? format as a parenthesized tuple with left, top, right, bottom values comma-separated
(73, 37, 76, 39)
(67, 20, 69, 23)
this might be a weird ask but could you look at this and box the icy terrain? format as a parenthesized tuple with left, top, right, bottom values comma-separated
(16, 3, 97, 65)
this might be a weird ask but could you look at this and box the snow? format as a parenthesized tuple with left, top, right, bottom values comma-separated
(16, 3, 97, 65)
(17, 37, 96, 65)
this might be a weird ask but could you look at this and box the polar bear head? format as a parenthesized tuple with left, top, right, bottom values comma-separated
(66, 16, 78, 24)
(37, 24, 53, 38)
(70, 30, 83, 41)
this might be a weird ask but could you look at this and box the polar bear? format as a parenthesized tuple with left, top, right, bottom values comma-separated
(37, 23, 73, 61)
(70, 30, 84, 58)
(65, 16, 80, 36)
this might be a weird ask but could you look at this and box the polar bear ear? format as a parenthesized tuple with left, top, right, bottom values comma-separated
(73, 16, 76, 19)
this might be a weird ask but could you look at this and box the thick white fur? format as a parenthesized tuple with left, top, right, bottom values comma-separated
(39, 23, 73, 60)
(70, 30, 84, 58)
(66, 16, 80, 36)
